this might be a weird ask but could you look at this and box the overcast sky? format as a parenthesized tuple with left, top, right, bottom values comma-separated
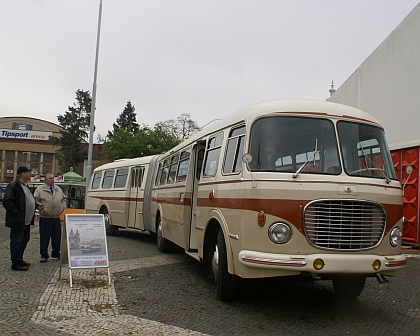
(1, 1, 419, 141)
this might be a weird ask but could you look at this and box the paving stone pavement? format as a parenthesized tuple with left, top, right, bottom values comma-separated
(0, 224, 208, 336)
(1, 215, 419, 335)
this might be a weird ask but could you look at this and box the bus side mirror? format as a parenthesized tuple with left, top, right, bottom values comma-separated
(242, 153, 257, 188)
(242, 153, 253, 164)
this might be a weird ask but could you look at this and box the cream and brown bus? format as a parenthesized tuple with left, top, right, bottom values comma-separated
(85, 155, 159, 235)
(148, 99, 406, 300)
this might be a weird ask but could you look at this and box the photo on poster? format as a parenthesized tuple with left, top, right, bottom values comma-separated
(65, 214, 109, 269)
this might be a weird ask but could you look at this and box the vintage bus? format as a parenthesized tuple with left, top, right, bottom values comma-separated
(85, 155, 158, 234)
(86, 99, 407, 300)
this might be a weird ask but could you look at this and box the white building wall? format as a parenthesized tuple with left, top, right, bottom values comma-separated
(328, 3, 420, 150)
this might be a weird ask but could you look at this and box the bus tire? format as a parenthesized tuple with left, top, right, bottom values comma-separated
(102, 208, 118, 236)
(157, 215, 171, 253)
(212, 228, 239, 301)
(332, 275, 366, 298)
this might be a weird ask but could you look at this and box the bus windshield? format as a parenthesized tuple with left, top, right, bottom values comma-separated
(249, 116, 396, 181)
(249, 116, 340, 174)
(337, 121, 396, 180)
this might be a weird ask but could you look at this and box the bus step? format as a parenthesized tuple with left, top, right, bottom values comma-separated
(185, 251, 200, 261)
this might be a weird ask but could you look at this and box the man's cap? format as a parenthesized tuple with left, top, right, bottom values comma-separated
(17, 166, 31, 175)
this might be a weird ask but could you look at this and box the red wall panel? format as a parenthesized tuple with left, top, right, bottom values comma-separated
(391, 147, 419, 244)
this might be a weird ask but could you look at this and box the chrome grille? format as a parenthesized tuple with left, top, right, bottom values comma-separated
(303, 200, 386, 250)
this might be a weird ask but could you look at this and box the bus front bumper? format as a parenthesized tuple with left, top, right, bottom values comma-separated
(238, 250, 407, 274)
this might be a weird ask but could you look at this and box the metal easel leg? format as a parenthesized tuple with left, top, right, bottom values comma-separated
(69, 269, 73, 288)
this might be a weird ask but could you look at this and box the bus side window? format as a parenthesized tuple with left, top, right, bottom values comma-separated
(138, 168, 144, 187)
(203, 133, 223, 177)
(91, 171, 102, 189)
(167, 154, 180, 184)
(223, 125, 246, 174)
(176, 149, 191, 182)
(131, 168, 136, 188)
(114, 168, 129, 188)
(159, 160, 169, 185)
(196, 149, 205, 180)
(155, 163, 162, 186)
(102, 170, 115, 189)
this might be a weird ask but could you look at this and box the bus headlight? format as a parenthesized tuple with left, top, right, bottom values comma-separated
(390, 227, 402, 247)
(268, 223, 292, 244)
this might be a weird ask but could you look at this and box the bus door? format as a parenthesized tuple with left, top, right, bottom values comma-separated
(127, 166, 145, 230)
(189, 142, 206, 251)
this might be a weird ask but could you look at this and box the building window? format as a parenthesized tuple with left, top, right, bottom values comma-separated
(12, 122, 33, 130)
(5, 151, 14, 172)
(43, 153, 53, 174)
(30, 153, 40, 175)
(18, 152, 27, 168)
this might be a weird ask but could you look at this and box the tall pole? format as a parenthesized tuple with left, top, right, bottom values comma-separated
(86, 0, 103, 188)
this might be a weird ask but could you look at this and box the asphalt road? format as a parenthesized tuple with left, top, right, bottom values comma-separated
(111, 229, 420, 336)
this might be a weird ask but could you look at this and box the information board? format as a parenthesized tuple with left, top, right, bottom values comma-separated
(65, 214, 109, 269)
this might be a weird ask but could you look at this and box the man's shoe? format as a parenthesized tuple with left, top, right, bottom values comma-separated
(11, 264, 29, 271)
(20, 260, 31, 267)
(40, 258, 48, 263)
(51, 255, 60, 260)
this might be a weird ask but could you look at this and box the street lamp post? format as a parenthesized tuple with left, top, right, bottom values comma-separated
(86, 0, 103, 188)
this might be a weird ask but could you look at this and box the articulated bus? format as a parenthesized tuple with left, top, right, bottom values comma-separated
(85, 155, 158, 234)
(85, 99, 407, 300)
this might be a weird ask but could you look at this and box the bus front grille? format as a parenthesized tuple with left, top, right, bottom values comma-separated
(303, 200, 386, 250)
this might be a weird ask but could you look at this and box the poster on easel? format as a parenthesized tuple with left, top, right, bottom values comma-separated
(65, 214, 109, 269)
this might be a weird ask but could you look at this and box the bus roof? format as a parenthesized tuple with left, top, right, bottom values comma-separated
(93, 155, 156, 172)
(163, 99, 381, 156)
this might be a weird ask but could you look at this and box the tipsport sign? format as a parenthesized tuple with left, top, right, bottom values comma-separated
(1, 129, 52, 141)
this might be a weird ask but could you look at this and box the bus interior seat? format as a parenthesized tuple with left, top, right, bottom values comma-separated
(327, 166, 340, 174)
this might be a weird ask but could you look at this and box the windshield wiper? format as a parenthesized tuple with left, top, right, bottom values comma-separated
(293, 139, 319, 179)
(357, 143, 391, 184)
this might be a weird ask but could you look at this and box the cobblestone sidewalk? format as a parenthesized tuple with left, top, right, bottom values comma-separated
(0, 226, 207, 335)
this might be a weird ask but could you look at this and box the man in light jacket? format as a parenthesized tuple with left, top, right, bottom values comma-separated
(34, 173, 66, 263)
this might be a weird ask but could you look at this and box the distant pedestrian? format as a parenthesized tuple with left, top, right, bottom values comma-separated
(34, 173, 66, 263)
(3, 166, 45, 271)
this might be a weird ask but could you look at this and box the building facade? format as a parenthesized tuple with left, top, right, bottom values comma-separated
(0, 116, 106, 183)
(0, 116, 61, 183)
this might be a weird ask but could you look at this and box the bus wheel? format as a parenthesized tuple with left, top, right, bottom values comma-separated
(102, 208, 118, 236)
(212, 228, 239, 301)
(157, 216, 171, 253)
(332, 275, 366, 298)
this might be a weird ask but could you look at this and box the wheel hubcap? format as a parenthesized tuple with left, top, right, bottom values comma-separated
(103, 213, 110, 229)
(157, 221, 162, 246)
(212, 244, 219, 282)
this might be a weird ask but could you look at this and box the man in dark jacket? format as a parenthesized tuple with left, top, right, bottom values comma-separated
(3, 166, 44, 271)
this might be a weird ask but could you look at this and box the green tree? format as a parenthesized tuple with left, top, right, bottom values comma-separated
(107, 100, 139, 139)
(101, 127, 138, 161)
(51, 89, 92, 173)
(102, 124, 180, 161)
